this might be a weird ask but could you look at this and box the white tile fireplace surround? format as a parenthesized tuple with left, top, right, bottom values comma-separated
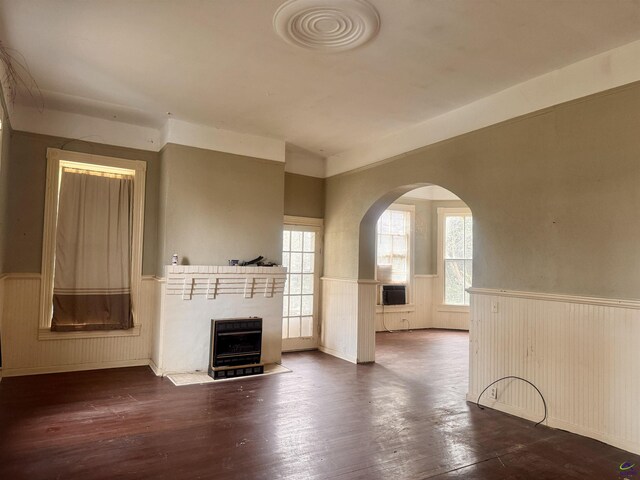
(151, 266, 287, 376)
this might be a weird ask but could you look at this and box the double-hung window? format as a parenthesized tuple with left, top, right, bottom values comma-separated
(376, 205, 413, 299)
(439, 208, 472, 306)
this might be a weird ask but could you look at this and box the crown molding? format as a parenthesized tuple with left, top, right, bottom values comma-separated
(326, 39, 640, 177)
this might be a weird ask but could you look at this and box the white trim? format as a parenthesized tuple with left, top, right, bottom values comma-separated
(161, 118, 285, 162)
(1, 359, 151, 378)
(468, 287, 640, 310)
(414, 274, 437, 278)
(375, 304, 415, 314)
(436, 304, 469, 314)
(320, 277, 379, 285)
(39, 148, 147, 331)
(321, 276, 358, 283)
(10, 106, 161, 152)
(284, 215, 324, 227)
(281, 221, 323, 351)
(38, 324, 142, 341)
(326, 39, 640, 177)
(148, 359, 163, 376)
(437, 207, 472, 307)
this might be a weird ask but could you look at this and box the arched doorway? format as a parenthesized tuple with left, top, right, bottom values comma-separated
(356, 183, 474, 363)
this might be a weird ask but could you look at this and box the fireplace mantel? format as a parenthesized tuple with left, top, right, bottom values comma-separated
(165, 265, 287, 300)
(151, 265, 287, 375)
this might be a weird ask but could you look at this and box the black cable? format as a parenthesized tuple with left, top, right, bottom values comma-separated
(381, 303, 394, 333)
(474, 376, 547, 427)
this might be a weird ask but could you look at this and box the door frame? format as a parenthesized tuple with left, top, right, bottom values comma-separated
(282, 215, 323, 352)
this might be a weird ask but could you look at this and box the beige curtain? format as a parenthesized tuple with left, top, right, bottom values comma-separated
(52, 167, 134, 331)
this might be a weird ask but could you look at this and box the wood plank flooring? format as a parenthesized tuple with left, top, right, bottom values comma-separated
(0, 330, 638, 479)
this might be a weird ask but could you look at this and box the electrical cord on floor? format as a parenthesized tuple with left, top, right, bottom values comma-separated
(474, 376, 547, 427)
(381, 304, 394, 333)
(402, 318, 411, 331)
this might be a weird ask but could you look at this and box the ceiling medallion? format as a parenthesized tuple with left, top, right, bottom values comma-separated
(273, 0, 380, 52)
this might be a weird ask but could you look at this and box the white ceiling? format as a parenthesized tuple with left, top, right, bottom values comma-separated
(1, 0, 640, 163)
(401, 186, 460, 202)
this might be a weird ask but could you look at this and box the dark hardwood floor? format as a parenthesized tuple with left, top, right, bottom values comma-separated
(0, 330, 638, 479)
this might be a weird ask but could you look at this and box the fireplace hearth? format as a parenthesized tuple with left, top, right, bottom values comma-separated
(209, 318, 264, 379)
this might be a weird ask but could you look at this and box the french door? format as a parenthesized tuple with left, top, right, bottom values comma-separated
(281, 218, 322, 351)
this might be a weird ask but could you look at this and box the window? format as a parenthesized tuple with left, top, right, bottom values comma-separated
(40, 149, 146, 337)
(281, 216, 322, 352)
(441, 209, 472, 306)
(376, 205, 412, 289)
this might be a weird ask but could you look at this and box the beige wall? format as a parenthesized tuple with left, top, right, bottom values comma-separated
(284, 172, 324, 219)
(325, 81, 640, 300)
(2, 131, 160, 275)
(156, 143, 284, 275)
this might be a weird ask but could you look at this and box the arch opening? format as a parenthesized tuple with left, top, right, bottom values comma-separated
(357, 182, 474, 363)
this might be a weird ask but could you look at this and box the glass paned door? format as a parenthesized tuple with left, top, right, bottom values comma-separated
(282, 223, 321, 351)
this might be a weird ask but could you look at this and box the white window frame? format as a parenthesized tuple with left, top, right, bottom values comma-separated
(436, 207, 472, 312)
(282, 215, 323, 352)
(39, 148, 146, 340)
(375, 203, 415, 306)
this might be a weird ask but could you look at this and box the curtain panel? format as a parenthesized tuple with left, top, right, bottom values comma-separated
(51, 167, 134, 331)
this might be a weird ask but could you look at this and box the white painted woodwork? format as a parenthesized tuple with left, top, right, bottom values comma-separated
(0, 275, 157, 377)
(414, 276, 434, 330)
(356, 281, 377, 363)
(431, 304, 470, 330)
(375, 276, 426, 332)
(150, 277, 166, 375)
(468, 288, 640, 455)
(320, 277, 358, 363)
(154, 266, 287, 375)
(281, 219, 323, 352)
(160, 118, 285, 162)
(375, 305, 417, 333)
(374, 275, 468, 332)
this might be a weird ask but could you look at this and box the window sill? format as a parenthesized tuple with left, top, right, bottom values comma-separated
(38, 324, 142, 341)
(376, 304, 415, 313)
(436, 304, 470, 314)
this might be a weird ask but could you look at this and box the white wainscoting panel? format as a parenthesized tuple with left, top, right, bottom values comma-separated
(1, 275, 157, 376)
(150, 278, 165, 374)
(414, 275, 434, 328)
(431, 272, 470, 330)
(375, 306, 415, 332)
(357, 281, 377, 363)
(375, 275, 434, 332)
(432, 307, 469, 330)
(320, 278, 358, 363)
(468, 288, 640, 455)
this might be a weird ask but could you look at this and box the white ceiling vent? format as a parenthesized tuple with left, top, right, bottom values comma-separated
(273, 0, 380, 52)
